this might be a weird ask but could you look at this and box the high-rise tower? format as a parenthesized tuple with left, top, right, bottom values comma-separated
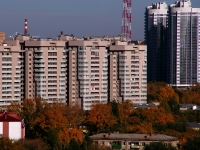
(145, 2, 168, 82)
(121, 0, 132, 44)
(169, 0, 200, 87)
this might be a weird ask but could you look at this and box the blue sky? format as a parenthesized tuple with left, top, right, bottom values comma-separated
(0, 0, 199, 40)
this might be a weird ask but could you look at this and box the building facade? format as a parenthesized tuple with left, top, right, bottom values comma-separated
(0, 112, 25, 140)
(145, 2, 168, 82)
(145, 0, 200, 87)
(0, 34, 147, 110)
(90, 133, 179, 150)
(169, 0, 200, 87)
(0, 41, 25, 106)
(109, 41, 147, 104)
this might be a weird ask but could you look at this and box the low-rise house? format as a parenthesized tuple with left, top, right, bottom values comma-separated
(90, 133, 179, 150)
(0, 112, 25, 140)
(134, 102, 159, 109)
(179, 104, 200, 112)
(186, 122, 200, 131)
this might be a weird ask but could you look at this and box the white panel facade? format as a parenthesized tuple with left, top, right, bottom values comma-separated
(0, 122, 3, 135)
(9, 122, 21, 139)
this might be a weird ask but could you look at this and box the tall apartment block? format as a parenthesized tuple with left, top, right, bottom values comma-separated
(0, 41, 24, 106)
(0, 34, 147, 110)
(23, 40, 67, 102)
(169, 0, 200, 87)
(67, 40, 110, 110)
(145, 2, 168, 82)
(109, 41, 147, 104)
(145, 0, 200, 87)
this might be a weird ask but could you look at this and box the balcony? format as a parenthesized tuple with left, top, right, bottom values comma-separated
(2, 70, 12, 73)
(35, 64, 45, 68)
(2, 66, 12, 69)
(112, 145, 122, 149)
(48, 56, 57, 58)
(14, 80, 21, 83)
(48, 65, 57, 67)
(35, 50, 43, 53)
(14, 93, 21, 97)
(130, 145, 140, 149)
(35, 69, 45, 72)
(2, 55, 12, 58)
(48, 91, 57, 94)
(34, 59, 44, 63)
(35, 55, 43, 59)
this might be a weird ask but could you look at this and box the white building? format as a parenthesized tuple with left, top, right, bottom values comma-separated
(169, 0, 200, 87)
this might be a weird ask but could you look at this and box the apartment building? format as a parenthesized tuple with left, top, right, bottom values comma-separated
(0, 33, 147, 110)
(169, 0, 200, 87)
(90, 133, 179, 150)
(145, 2, 168, 82)
(24, 40, 67, 103)
(109, 41, 147, 104)
(145, 0, 200, 87)
(68, 40, 110, 110)
(0, 41, 25, 106)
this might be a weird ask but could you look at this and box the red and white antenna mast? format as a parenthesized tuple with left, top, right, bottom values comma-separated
(121, 0, 132, 44)
(24, 19, 28, 35)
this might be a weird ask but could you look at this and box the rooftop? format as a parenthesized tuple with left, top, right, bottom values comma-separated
(0, 112, 23, 122)
(90, 133, 179, 141)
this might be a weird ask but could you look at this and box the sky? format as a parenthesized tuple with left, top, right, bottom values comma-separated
(0, 0, 200, 40)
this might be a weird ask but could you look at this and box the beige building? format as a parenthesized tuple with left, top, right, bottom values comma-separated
(68, 40, 110, 110)
(0, 34, 147, 110)
(90, 133, 179, 150)
(24, 40, 67, 103)
(109, 41, 147, 104)
(0, 41, 24, 106)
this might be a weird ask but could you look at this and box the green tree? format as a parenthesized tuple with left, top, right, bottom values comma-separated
(110, 100, 119, 118)
(45, 128, 60, 150)
(67, 138, 81, 150)
(182, 137, 200, 150)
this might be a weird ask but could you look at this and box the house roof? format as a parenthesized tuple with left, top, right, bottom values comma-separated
(186, 122, 200, 128)
(90, 133, 179, 141)
(0, 112, 23, 122)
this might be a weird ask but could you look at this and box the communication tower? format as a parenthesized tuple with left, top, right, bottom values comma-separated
(121, 0, 132, 44)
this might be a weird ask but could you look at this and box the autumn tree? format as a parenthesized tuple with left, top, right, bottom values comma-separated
(33, 105, 68, 137)
(6, 102, 21, 113)
(118, 100, 134, 125)
(13, 139, 49, 150)
(0, 135, 14, 150)
(64, 105, 85, 128)
(158, 86, 179, 103)
(86, 103, 117, 133)
(147, 82, 167, 102)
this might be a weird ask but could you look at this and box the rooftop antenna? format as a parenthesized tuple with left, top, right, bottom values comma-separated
(24, 19, 28, 36)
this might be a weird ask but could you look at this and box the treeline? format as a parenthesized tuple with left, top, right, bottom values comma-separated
(148, 82, 200, 105)
(2, 98, 111, 150)
(1, 82, 200, 149)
